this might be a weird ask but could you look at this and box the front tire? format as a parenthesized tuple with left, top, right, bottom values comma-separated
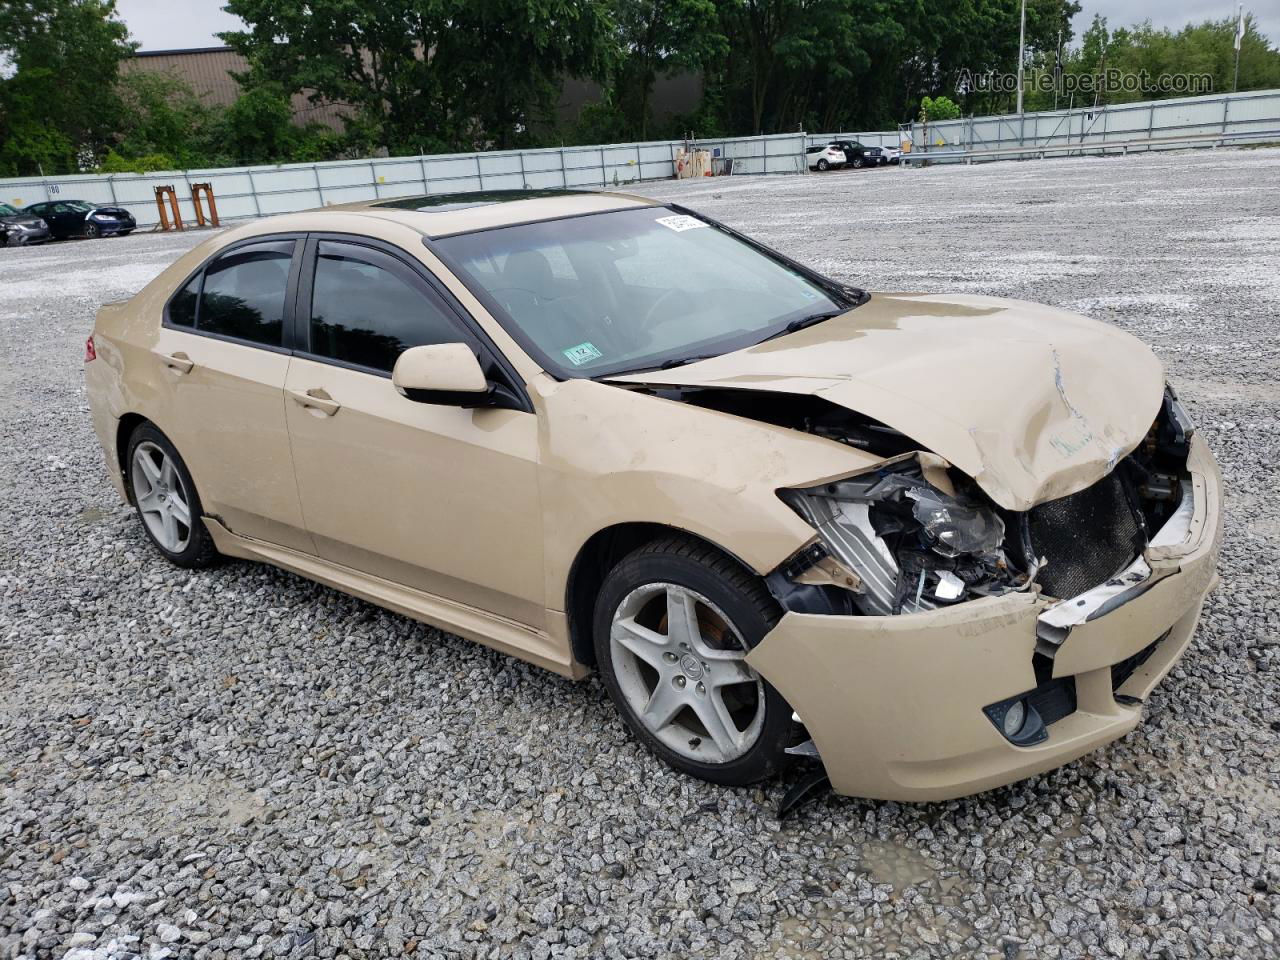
(126, 423, 220, 568)
(593, 538, 793, 787)
(83, 222, 100, 239)
(816, 158, 829, 171)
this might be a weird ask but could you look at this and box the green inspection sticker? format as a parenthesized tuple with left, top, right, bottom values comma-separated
(562, 341, 604, 365)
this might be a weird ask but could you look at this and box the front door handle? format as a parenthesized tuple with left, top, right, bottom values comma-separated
(164, 352, 194, 374)
(287, 387, 341, 417)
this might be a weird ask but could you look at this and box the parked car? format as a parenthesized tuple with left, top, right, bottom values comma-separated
(830, 139, 891, 168)
(0, 202, 50, 245)
(23, 200, 135, 239)
(85, 190, 1221, 802)
(806, 144, 846, 171)
(882, 145, 903, 165)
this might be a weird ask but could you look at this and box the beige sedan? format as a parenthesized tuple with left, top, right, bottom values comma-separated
(85, 191, 1222, 801)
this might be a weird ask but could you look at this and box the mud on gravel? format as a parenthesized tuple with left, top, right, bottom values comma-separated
(1, 147, 1278, 959)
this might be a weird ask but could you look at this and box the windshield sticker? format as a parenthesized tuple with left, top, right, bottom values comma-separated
(562, 341, 604, 366)
(654, 214, 708, 233)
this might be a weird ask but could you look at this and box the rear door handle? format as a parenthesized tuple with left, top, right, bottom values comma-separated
(287, 387, 341, 417)
(164, 352, 194, 374)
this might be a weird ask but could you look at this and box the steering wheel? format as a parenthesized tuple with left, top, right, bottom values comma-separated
(640, 287, 698, 331)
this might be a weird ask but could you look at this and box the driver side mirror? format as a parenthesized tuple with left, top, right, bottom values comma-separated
(393, 343, 494, 407)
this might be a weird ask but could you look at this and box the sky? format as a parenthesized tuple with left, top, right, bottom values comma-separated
(114, 0, 1277, 52)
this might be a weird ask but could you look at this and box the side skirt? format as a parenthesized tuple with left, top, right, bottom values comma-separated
(203, 517, 588, 680)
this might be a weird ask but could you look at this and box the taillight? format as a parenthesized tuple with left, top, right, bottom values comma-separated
(84, 335, 97, 362)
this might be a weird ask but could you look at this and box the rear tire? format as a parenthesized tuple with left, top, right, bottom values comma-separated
(816, 158, 829, 171)
(126, 423, 220, 569)
(852, 157, 864, 169)
(593, 537, 793, 788)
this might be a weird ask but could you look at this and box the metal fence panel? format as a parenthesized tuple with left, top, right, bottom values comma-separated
(906, 88, 1280, 162)
(0, 132, 825, 229)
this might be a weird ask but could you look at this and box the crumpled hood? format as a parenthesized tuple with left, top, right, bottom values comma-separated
(608, 293, 1165, 511)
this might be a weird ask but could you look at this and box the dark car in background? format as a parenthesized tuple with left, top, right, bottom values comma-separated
(830, 140, 889, 169)
(23, 200, 136, 239)
(0, 202, 50, 246)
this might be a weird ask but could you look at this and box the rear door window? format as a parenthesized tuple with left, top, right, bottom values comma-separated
(169, 274, 199, 328)
(307, 240, 469, 373)
(197, 240, 295, 346)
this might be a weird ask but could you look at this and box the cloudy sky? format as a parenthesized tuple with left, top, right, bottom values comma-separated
(115, 0, 1276, 52)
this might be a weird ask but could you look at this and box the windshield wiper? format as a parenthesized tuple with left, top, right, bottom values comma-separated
(784, 309, 844, 333)
(659, 354, 717, 369)
(756, 309, 845, 344)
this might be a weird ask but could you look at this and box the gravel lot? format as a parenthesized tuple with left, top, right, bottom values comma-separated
(2, 147, 1279, 960)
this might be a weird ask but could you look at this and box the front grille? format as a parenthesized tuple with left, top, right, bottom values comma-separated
(1029, 676, 1077, 726)
(1111, 631, 1168, 689)
(1029, 471, 1145, 599)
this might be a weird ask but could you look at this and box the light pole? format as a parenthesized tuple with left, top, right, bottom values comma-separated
(1016, 0, 1027, 114)
(1233, 3, 1244, 93)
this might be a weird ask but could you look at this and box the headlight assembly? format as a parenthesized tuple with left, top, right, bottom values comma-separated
(780, 461, 1023, 616)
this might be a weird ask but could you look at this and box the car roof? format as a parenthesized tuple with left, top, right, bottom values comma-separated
(322, 189, 662, 238)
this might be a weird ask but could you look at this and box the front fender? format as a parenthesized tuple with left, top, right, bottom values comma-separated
(534, 378, 879, 607)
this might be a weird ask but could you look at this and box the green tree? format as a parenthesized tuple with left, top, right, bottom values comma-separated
(920, 95, 961, 121)
(113, 72, 217, 165)
(611, 0, 724, 139)
(0, 0, 134, 175)
(223, 0, 619, 154)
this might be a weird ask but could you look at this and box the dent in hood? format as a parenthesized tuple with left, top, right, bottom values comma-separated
(609, 293, 1165, 511)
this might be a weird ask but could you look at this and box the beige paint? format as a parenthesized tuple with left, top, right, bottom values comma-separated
(612, 293, 1166, 511)
(392, 343, 488, 393)
(85, 196, 1223, 801)
(747, 433, 1222, 801)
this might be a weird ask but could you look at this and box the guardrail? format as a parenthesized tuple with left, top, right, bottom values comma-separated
(900, 127, 1280, 165)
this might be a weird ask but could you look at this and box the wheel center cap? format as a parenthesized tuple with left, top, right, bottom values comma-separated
(679, 654, 703, 680)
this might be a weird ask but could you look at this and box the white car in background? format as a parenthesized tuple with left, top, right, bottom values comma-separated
(806, 144, 846, 171)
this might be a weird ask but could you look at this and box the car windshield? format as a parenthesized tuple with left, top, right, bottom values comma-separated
(436, 206, 850, 378)
(64, 201, 97, 212)
(0, 203, 20, 216)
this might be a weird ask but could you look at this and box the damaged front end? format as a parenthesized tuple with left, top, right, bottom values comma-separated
(778, 456, 1021, 615)
(772, 387, 1196, 625)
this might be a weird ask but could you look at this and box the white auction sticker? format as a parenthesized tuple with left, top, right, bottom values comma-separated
(654, 214, 708, 232)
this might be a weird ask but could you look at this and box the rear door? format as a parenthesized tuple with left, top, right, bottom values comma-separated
(151, 235, 314, 553)
(282, 236, 544, 627)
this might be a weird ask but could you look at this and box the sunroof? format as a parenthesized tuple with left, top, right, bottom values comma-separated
(372, 189, 586, 213)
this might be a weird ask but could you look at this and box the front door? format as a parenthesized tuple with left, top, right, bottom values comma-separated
(283, 237, 545, 627)
(150, 236, 314, 553)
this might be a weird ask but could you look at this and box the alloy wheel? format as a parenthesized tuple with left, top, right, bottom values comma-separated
(131, 441, 193, 553)
(609, 582, 766, 763)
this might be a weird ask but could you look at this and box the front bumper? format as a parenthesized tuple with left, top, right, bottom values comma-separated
(6, 225, 49, 244)
(748, 433, 1223, 801)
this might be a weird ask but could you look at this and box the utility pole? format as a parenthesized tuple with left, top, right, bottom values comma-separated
(1054, 27, 1063, 111)
(1233, 3, 1244, 93)
(1016, 0, 1027, 114)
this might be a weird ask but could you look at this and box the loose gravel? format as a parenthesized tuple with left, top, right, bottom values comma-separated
(2, 147, 1279, 960)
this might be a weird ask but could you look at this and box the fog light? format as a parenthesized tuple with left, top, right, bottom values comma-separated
(1002, 699, 1027, 738)
(983, 694, 1048, 746)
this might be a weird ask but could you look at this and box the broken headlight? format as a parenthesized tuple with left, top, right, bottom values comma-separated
(780, 462, 1022, 616)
